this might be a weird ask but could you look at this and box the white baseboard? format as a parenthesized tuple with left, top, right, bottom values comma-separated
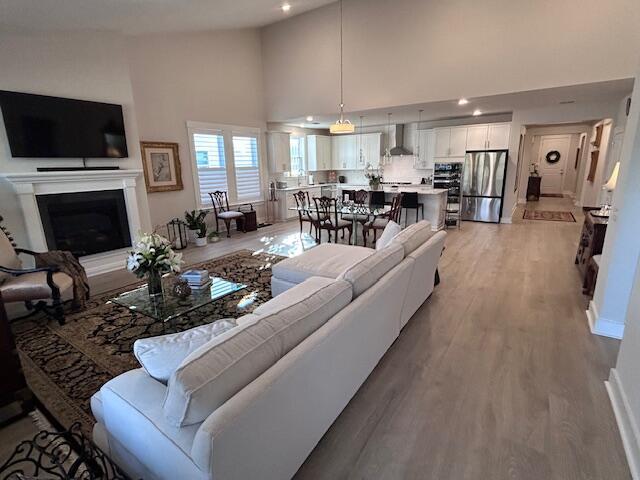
(500, 202, 518, 224)
(500, 216, 512, 224)
(586, 300, 625, 339)
(607, 368, 640, 479)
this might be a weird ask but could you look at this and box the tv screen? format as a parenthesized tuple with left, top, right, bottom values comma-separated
(0, 90, 128, 158)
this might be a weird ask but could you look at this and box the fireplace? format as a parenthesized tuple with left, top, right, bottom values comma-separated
(37, 190, 132, 257)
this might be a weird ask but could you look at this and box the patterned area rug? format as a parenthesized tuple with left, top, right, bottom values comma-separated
(11, 249, 284, 436)
(522, 210, 576, 222)
(540, 193, 565, 198)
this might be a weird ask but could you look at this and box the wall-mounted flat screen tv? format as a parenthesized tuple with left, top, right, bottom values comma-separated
(0, 90, 128, 158)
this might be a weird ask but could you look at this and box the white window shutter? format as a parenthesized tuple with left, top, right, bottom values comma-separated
(232, 135, 262, 202)
(193, 132, 228, 208)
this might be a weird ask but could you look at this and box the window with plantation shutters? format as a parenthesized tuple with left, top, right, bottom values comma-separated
(193, 132, 228, 208)
(232, 135, 261, 201)
(188, 122, 263, 209)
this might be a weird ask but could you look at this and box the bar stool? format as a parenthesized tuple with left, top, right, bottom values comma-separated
(369, 190, 387, 208)
(401, 192, 424, 227)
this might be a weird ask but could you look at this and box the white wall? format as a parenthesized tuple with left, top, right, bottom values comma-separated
(0, 31, 152, 246)
(261, 0, 640, 121)
(126, 29, 267, 229)
(588, 63, 640, 339)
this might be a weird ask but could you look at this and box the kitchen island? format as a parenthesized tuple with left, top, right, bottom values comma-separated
(273, 182, 447, 231)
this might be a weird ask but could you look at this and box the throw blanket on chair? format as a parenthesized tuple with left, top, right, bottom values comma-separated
(35, 251, 90, 310)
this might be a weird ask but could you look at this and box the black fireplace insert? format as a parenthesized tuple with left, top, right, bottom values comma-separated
(37, 190, 132, 257)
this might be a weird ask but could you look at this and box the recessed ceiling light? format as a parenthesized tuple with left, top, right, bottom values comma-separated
(458, 98, 469, 105)
(472, 109, 482, 116)
(306, 115, 313, 122)
(299, 123, 305, 128)
(281, 3, 291, 12)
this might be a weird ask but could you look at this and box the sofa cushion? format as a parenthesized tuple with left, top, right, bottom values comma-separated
(390, 220, 433, 256)
(133, 319, 237, 384)
(338, 243, 404, 297)
(254, 276, 338, 316)
(163, 278, 353, 427)
(376, 220, 402, 251)
(271, 243, 373, 285)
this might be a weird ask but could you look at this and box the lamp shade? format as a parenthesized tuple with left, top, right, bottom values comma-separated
(604, 161, 620, 191)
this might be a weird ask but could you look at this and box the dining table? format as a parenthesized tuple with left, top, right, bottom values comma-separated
(289, 201, 391, 246)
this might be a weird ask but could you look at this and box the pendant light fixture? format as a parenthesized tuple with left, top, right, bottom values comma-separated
(414, 109, 423, 165)
(330, 0, 355, 135)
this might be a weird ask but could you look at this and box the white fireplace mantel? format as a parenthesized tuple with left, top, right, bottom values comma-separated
(2, 169, 144, 277)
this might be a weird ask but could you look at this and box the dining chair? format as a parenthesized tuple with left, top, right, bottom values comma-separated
(209, 191, 245, 238)
(313, 196, 352, 244)
(341, 189, 369, 240)
(363, 193, 403, 247)
(293, 190, 324, 238)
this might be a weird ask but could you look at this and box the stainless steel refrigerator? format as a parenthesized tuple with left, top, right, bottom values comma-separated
(461, 150, 508, 223)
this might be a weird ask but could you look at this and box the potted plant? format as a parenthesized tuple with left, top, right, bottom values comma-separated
(365, 167, 383, 191)
(207, 230, 221, 243)
(194, 221, 208, 247)
(126, 232, 183, 296)
(185, 210, 207, 241)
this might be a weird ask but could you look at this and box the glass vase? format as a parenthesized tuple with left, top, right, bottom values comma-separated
(147, 269, 163, 297)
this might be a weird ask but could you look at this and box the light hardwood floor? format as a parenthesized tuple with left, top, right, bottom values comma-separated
(293, 198, 630, 479)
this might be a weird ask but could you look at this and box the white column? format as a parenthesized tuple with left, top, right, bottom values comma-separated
(588, 65, 640, 339)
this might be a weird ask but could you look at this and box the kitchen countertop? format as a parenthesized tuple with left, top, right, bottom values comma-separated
(275, 183, 447, 194)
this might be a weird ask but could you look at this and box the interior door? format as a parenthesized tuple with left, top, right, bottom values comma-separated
(538, 135, 571, 194)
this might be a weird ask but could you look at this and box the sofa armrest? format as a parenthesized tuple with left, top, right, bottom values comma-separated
(99, 369, 204, 479)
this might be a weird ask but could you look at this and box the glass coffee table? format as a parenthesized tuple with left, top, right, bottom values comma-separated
(109, 276, 247, 334)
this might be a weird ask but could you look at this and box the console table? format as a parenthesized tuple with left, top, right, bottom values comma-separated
(575, 211, 608, 282)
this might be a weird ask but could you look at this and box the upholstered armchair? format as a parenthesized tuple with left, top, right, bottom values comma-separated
(0, 222, 73, 325)
(208, 191, 246, 238)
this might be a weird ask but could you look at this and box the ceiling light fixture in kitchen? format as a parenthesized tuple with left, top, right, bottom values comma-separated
(329, 0, 355, 135)
(281, 3, 291, 12)
(306, 116, 313, 122)
(473, 109, 482, 116)
(458, 98, 469, 105)
(382, 113, 392, 165)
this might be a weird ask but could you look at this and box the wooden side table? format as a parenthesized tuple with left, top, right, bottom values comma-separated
(583, 254, 601, 296)
(575, 211, 608, 280)
(526, 176, 541, 201)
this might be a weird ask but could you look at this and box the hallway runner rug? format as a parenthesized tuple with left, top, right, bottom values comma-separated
(523, 210, 576, 222)
(11, 249, 284, 436)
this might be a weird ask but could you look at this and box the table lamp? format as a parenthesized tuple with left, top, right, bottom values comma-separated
(595, 161, 620, 217)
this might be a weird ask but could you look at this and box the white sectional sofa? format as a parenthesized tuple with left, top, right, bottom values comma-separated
(91, 221, 446, 480)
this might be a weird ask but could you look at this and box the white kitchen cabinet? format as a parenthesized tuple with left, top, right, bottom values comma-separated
(266, 132, 291, 174)
(434, 126, 466, 157)
(434, 128, 451, 157)
(307, 135, 331, 171)
(465, 125, 489, 151)
(449, 127, 468, 157)
(331, 135, 357, 170)
(356, 133, 381, 169)
(487, 123, 511, 149)
(414, 129, 436, 170)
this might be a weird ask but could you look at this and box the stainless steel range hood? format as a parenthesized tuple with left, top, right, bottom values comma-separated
(389, 124, 413, 156)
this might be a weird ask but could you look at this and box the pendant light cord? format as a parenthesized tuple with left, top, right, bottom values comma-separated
(339, 0, 344, 112)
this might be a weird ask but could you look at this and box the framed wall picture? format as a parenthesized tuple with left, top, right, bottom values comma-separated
(140, 141, 183, 193)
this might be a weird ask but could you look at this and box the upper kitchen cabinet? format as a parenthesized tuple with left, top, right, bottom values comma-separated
(487, 123, 511, 149)
(434, 128, 450, 157)
(465, 123, 511, 150)
(331, 135, 357, 170)
(414, 129, 436, 170)
(307, 135, 331, 171)
(266, 131, 291, 173)
(434, 127, 467, 158)
(357, 133, 382, 169)
(466, 125, 489, 151)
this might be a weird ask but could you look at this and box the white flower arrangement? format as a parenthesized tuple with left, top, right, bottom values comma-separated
(126, 232, 183, 278)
